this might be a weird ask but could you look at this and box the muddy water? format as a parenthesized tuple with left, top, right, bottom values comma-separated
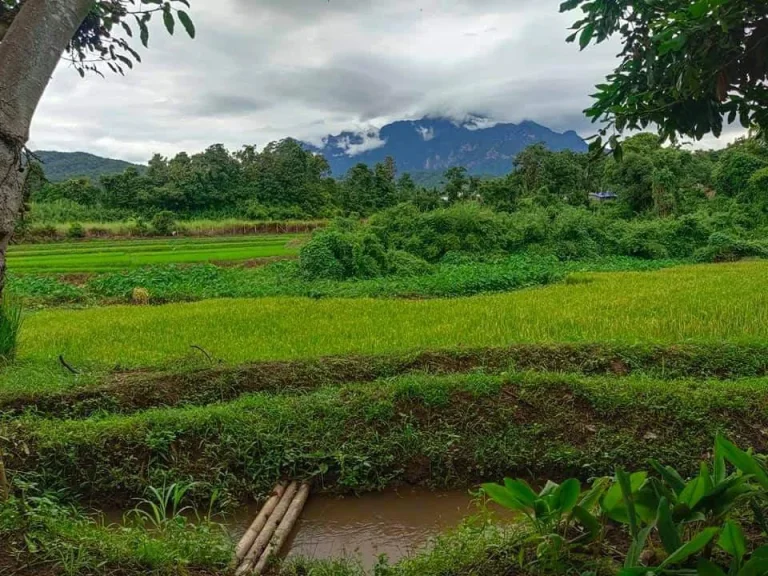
(228, 488, 505, 569)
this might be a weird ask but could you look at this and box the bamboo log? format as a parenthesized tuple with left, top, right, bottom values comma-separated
(252, 482, 311, 576)
(235, 481, 298, 576)
(0, 454, 8, 502)
(235, 483, 286, 562)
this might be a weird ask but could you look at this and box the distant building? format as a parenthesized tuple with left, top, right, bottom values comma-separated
(589, 192, 618, 201)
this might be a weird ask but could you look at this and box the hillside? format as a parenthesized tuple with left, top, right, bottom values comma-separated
(307, 117, 588, 177)
(34, 150, 145, 182)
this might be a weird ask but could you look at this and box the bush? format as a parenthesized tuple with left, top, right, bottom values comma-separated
(694, 232, 768, 262)
(386, 250, 434, 277)
(151, 211, 176, 236)
(66, 222, 85, 239)
(128, 217, 149, 237)
(299, 228, 388, 280)
(0, 295, 22, 362)
(243, 201, 270, 221)
(371, 202, 512, 262)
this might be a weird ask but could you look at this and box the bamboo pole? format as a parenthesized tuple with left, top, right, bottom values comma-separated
(252, 482, 311, 576)
(234, 483, 286, 562)
(0, 453, 8, 502)
(235, 481, 298, 576)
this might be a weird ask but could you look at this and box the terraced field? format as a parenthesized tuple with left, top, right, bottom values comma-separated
(3, 259, 768, 576)
(7, 234, 306, 273)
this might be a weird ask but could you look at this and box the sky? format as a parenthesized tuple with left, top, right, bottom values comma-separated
(28, 0, 745, 164)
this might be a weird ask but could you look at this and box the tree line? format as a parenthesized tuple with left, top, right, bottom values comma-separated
(29, 133, 768, 223)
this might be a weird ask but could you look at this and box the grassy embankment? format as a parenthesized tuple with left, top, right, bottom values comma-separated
(3, 260, 768, 575)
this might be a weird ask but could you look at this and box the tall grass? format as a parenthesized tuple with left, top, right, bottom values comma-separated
(15, 261, 768, 369)
(20, 216, 325, 241)
(0, 295, 22, 362)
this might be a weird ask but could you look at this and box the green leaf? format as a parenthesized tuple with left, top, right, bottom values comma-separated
(602, 472, 646, 524)
(116, 55, 133, 69)
(177, 10, 195, 39)
(481, 483, 528, 512)
(716, 435, 768, 491)
(580, 477, 610, 511)
(618, 468, 640, 538)
(138, 19, 149, 48)
(680, 462, 712, 510)
(697, 558, 727, 576)
(690, 0, 711, 18)
(718, 520, 746, 563)
(650, 459, 686, 494)
(656, 497, 681, 554)
(572, 505, 600, 541)
(714, 442, 726, 485)
(163, 8, 175, 35)
(503, 478, 537, 508)
(626, 524, 655, 569)
(579, 23, 595, 50)
(555, 478, 581, 515)
(618, 569, 653, 576)
(559, 0, 582, 12)
(738, 556, 768, 576)
(120, 21, 133, 38)
(539, 480, 559, 498)
(660, 527, 720, 568)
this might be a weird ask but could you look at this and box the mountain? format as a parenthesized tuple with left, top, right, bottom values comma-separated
(33, 150, 145, 182)
(307, 117, 588, 177)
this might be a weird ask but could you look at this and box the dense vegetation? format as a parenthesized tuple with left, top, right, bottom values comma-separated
(9, 130, 768, 576)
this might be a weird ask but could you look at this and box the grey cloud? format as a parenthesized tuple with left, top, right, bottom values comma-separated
(190, 93, 272, 117)
(29, 0, 741, 163)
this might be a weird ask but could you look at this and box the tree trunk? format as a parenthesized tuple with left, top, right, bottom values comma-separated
(0, 0, 94, 296)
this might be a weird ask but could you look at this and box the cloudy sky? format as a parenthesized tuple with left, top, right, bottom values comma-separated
(28, 0, 743, 163)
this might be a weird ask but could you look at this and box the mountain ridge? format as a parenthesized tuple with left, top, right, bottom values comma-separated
(33, 150, 145, 182)
(306, 116, 588, 176)
(34, 117, 587, 183)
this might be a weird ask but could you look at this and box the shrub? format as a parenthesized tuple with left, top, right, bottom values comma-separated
(243, 201, 269, 221)
(371, 202, 512, 262)
(299, 228, 388, 280)
(0, 295, 22, 362)
(151, 211, 176, 236)
(612, 219, 671, 260)
(386, 250, 434, 277)
(713, 151, 767, 198)
(128, 217, 149, 237)
(694, 232, 768, 262)
(66, 222, 85, 239)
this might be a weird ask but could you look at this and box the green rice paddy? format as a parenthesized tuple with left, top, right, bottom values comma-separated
(16, 260, 768, 369)
(7, 234, 306, 273)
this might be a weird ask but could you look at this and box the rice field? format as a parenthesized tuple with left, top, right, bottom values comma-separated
(16, 260, 768, 368)
(7, 234, 307, 273)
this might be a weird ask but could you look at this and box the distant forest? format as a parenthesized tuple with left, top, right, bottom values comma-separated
(27, 133, 768, 223)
